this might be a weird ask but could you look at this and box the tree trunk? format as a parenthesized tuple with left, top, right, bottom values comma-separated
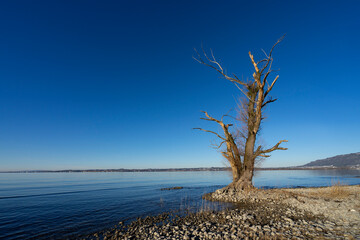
(220, 168, 254, 194)
(230, 162, 241, 183)
(227, 134, 256, 192)
(233, 167, 254, 190)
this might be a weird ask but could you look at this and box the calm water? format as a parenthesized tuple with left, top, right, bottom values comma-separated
(0, 169, 359, 239)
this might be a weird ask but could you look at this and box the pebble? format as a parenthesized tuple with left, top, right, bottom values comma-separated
(85, 185, 360, 240)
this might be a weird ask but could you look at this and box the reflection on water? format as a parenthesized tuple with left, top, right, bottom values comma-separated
(0, 169, 359, 239)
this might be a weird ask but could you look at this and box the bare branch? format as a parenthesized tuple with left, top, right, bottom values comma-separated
(262, 59, 274, 85)
(259, 34, 285, 75)
(194, 47, 248, 89)
(200, 111, 222, 124)
(233, 82, 253, 101)
(193, 128, 226, 141)
(262, 97, 277, 108)
(218, 140, 227, 149)
(200, 117, 214, 122)
(261, 49, 269, 59)
(259, 140, 288, 154)
(221, 151, 229, 159)
(264, 75, 279, 99)
(248, 52, 260, 73)
(269, 34, 285, 58)
(255, 145, 262, 154)
(210, 140, 226, 149)
(221, 109, 234, 121)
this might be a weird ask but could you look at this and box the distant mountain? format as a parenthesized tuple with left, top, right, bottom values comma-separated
(302, 152, 360, 167)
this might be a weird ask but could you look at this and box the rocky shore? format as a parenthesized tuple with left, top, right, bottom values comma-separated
(85, 185, 359, 240)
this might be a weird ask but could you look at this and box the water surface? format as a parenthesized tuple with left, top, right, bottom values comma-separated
(0, 169, 359, 239)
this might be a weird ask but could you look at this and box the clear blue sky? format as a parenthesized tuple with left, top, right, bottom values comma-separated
(0, 0, 359, 170)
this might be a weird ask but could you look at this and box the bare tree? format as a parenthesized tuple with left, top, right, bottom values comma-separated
(194, 36, 288, 191)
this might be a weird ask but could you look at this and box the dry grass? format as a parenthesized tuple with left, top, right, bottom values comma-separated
(198, 199, 213, 213)
(306, 181, 351, 199)
(275, 181, 354, 201)
(328, 181, 350, 198)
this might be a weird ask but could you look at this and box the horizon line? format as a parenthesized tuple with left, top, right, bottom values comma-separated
(0, 165, 348, 173)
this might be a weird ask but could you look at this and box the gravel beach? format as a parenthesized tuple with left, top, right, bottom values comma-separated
(84, 185, 360, 240)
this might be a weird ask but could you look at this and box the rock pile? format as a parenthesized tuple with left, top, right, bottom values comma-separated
(85, 185, 360, 239)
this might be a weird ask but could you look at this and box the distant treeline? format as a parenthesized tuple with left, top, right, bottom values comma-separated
(1, 166, 359, 173)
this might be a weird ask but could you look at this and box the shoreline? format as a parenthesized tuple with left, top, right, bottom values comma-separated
(84, 185, 360, 240)
(2, 166, 359, 173)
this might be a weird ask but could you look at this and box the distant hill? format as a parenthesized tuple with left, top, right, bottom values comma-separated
(302, 152, 360, 167)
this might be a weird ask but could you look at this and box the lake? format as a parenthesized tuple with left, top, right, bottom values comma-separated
(0, 169, 359, 239)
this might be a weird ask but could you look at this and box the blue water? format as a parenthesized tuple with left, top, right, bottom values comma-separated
(0, 169, 359, 239)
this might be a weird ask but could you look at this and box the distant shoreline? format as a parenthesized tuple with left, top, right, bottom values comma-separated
(1, 166, 359, 173)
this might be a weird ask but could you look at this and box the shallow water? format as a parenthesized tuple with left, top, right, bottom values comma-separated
(0, 169, 359, 239)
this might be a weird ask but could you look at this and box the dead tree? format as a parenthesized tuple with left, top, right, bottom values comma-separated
(194, 36, 288, 191)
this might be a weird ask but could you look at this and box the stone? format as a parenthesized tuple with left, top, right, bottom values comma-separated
(283, 217, 294, 224)
(315, 227, 323, 232)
